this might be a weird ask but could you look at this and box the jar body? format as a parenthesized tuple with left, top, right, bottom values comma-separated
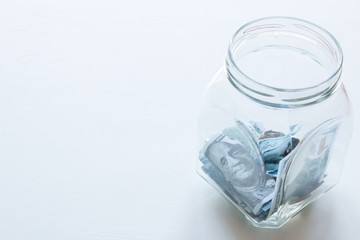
(198, 67, 352, 227)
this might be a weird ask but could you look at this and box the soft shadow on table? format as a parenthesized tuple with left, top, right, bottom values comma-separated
(212, 197, 333, 240)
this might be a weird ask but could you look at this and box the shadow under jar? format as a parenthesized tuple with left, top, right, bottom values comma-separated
(197, 17, 352, 228)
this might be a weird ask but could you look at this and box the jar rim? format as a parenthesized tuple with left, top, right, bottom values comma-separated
(226, 17, 343, 107)
(227, 16, 343, 92)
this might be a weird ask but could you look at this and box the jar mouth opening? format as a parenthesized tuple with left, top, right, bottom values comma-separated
(226, 17, 343, 94)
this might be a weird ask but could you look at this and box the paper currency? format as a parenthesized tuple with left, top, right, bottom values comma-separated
(199, 130, 275, 217)
(267, 145, 299, 217)
(200, 156, 273, 219)
(259, 132, 299, 176)
(199, 118, 336, 220)
(284, 121, 340, 203)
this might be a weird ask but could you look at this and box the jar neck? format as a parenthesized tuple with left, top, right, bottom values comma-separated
(225, 17, 343, 108)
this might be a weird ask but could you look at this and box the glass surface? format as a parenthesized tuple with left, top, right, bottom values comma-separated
(197, 17, 352, 228)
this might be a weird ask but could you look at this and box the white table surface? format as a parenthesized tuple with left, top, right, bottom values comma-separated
(1, 1, 360, 239)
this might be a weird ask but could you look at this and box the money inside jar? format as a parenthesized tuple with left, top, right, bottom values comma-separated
(199, 119, 337, 221)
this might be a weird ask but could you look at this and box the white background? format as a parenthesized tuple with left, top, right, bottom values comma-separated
(0, 1, 359, 239)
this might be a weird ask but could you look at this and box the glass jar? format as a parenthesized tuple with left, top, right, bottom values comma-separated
(197, 17, 352, 228)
